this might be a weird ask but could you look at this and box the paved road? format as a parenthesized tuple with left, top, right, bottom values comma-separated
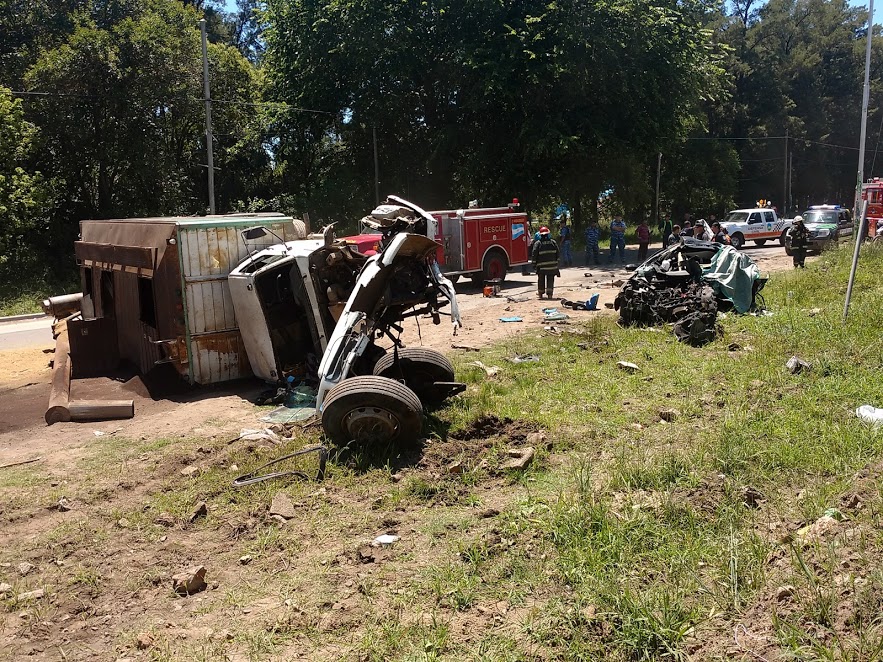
(0, 316, 53, 351)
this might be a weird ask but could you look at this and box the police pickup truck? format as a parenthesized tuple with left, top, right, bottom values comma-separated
(722, 208, 792, 250)
(784, 205, 853, 255)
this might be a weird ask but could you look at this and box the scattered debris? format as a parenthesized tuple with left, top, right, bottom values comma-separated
(446, 461, 464, 475)
(136, 632, 154, 650)
(269, 493, 299, 520)
(797, 515, 839, 541)
(155, 512, 176, 527)
(188, 501, 208, 524)
(17, 562, 34, 576)
(0, 457, 43, 470)
(775, 585, 796, 601)
(741, 486, 764, 508)
(238, 428, 282, 443)
(239, 555, 252, 565)
(808, 308, 821, 317)
(584, 272, 593, 277)
(785, 355, 812, 375)
(54, 497, 72, 512)
(542, 308, 569, 322)
(604, 302, 614, 309)
(498, 316, 523, 323)
(501, 447, 535, 471)
(371, 534, 400, 546)
(659, 408, 680, 422)
(467, 360, 501, 377)
(451, 343, 480, 352)
(16, 588, 45, 601)
(856, 404, 883, 427)
(172, 565, 207, 596)
(617, 361, 640, 373)
(508, 354, 540, 364)
(232, 445, 327, 487)
(727, 342, 741, 351)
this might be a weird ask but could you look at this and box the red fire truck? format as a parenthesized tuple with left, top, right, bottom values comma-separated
(861, 178, 883, 238)
(344, 199, 530, 283)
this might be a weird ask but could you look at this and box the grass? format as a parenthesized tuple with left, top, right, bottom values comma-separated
(0, 266, 78, 316)
(3, 243, 883, 660)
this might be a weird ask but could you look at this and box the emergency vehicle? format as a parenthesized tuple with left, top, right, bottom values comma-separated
(860, 178, 883, 238)
(722, 206, 791, 249)
(344, 199, 529, 283)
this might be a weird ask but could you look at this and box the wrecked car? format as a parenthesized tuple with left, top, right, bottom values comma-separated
(614, 238, 766, 345)
(228, 197, 463, 445)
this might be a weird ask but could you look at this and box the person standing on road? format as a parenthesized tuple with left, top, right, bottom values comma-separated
(666, 225, 681, 247)
(711, 222, 730, 244)
(584, 219, 601, 266)
(636, 219, 651, 260)
(531, 226, 560, 299)
(789, 216, 809, 268)
(609, 214, 626, 263)
(558, 218, 573, 267)
(657, 215, 673, 248)
(693, 221, 710, 242)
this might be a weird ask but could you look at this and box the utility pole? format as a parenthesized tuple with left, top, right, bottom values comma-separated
(853, 0, 874, 222)
(788, 151, 793, 213)
(654, 152, 662, 227)
(200, 19, 216, 214)
(373, 126, 380, 206)
(782, 130, 788, 216)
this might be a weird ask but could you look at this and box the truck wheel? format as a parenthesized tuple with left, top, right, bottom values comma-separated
(373, 347, 455, 404)
(730, 233, 745, 249)
(754, 239, 767, 246)
(321, 376, 422, 445)
(779, 231, 788, 246)
(784, 245, 793, 256)
(447, 274, 460, 284)
(482, 249, 509, 283)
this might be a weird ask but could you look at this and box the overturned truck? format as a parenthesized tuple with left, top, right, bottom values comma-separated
(614, 239, 766, 345)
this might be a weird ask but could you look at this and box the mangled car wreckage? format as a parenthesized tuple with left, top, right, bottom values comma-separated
(229, 196, 464, 445)
(614, 238, 766, 345)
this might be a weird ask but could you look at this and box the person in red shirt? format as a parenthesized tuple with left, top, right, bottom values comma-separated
(636, 219, 651, 260)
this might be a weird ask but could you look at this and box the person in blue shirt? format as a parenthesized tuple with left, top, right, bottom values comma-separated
(558, 219, 573, 267)
(584, 219, 601, 265)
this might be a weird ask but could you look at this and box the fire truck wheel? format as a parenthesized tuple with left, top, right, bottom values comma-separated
(373, 348, 456, 404)
(730, 232, 745, 249)
(322, 376, 423, 445)
(754, 239, 767, 246)
(482, 249, 509, 283)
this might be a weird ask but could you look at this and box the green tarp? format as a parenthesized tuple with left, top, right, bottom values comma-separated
(702, 245, 760, 313)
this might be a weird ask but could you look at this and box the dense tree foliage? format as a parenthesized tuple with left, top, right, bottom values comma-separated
(1, 0, 882, 281)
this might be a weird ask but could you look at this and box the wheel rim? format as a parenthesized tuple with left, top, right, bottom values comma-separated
(343, 406, 400, 442)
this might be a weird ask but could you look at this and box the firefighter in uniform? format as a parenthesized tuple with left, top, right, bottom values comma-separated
(531, 226, 560, 299)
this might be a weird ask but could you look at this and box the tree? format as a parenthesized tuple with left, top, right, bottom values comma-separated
(0, 87, 49, 270)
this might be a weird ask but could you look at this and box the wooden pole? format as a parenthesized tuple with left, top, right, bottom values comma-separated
(68, 400, 134, 421)
(45, 318, 73, 425)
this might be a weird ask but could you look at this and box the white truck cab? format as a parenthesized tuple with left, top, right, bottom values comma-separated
(722, 208, 791, 250)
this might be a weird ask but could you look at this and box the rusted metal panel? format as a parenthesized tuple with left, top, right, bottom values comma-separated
(75, 242, 156, 270)
(190, 331, 252, 384)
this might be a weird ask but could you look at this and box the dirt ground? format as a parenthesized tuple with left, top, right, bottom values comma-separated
(0, 243, 801, 661)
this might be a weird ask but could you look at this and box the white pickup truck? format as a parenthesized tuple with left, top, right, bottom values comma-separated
(722, 208, 792, 250)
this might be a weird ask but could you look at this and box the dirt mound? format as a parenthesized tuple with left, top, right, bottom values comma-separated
(450, 415, 539, 443)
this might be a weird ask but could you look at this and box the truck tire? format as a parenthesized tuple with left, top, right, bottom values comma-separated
(447, 274, 460, 284)
(754, 239, 767, 246)
(784, 245, 793, 256)
(321, 375, 423, 445)
(730, 232, 745, 249)
(373, 347, 456, 404)
(779, 230, 788, 246)
(482, 249, 509, 283)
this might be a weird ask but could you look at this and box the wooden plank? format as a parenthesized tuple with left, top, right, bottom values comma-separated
(45, 318, 73, 425)
(68, 400, 134, 421)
